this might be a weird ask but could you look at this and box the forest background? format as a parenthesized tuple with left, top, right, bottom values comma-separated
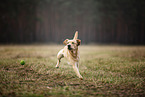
(0, 0, 145, 44)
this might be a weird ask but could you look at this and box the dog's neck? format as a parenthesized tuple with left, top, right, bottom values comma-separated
(68, 48, 79, 61)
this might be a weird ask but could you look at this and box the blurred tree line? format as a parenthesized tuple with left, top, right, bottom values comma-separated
(0, 0, 145, 44)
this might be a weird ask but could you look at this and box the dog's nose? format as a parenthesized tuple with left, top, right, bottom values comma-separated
(68, 45, 71, 48)
(68, 45, 71, 50)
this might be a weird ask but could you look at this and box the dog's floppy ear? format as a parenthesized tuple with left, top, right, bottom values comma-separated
(77, 39, 81, 46)
(63, 39, 68, 45)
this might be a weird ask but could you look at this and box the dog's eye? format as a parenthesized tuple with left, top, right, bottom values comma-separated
(72, 42, 74, 44)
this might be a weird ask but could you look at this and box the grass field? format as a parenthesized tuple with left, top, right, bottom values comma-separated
(0, 45, 145, 97)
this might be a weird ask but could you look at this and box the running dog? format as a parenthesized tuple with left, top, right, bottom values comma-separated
(55, 31, 83, 79)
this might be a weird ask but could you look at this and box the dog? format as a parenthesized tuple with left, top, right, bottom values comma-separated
(55, 31, 83, 79)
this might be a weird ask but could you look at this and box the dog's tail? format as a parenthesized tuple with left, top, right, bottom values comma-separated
(73, 31, 78, 40)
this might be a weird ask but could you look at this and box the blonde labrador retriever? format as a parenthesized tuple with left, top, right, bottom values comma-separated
(56, 31, 83, 79)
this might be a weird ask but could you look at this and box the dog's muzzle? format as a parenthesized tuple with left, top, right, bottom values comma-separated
(68, 45, 72, 50)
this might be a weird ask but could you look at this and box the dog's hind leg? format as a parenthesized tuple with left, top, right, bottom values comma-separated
(56, 49, 64, 68)
(73, 62, 83, 79)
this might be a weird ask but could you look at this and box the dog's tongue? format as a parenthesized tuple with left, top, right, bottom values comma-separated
(73, 31, 78, 40)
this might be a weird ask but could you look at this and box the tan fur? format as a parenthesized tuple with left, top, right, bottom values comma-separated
(55, 31, 83, 79)
(73, 31, 78, 40)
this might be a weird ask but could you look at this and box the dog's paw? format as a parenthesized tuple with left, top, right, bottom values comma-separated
(79, 76, 83, 80)
(80, 78, 83, 80)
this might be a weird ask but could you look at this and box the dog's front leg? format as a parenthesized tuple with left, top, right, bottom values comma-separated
(73, 62, 83, 79)
(56, 60, 60, 68)
(56, 49, 64, 68)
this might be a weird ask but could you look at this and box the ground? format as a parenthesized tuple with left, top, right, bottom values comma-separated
(0, 45, 145, 97)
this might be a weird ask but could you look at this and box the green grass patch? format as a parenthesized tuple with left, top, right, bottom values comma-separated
(0, 45, 145, 97)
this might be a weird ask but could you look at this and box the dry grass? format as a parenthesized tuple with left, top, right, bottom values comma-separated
(0, 45, 145, 97)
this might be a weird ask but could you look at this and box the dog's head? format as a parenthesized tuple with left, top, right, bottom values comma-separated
(63, 31, 81, 50)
